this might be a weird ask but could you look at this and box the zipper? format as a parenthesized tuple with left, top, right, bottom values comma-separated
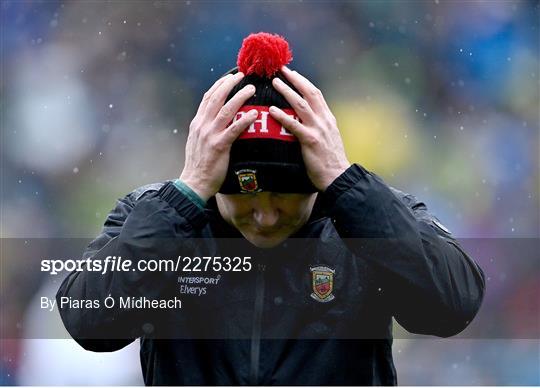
(250, 262, 266, 385)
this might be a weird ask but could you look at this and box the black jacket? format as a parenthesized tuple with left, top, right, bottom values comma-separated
(57, 164, 485, 385)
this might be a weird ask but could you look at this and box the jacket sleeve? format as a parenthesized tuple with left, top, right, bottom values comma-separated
(321, 164, 485, 337)
(56, 182, 208, 352)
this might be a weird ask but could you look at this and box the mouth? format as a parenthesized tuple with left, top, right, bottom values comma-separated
(253, 227, 280, 235)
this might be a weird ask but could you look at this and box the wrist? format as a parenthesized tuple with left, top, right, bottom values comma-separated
(173, 179, 207, 210)
(177, 175, 214, 202)
(319, 163, 351, 191)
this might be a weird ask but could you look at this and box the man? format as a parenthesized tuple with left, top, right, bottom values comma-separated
(57, 33, 485, 385)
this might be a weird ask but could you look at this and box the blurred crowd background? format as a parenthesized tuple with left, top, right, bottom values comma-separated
(1, 0, 538, 385)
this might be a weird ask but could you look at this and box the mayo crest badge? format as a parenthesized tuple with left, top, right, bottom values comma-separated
(310, 266, 335, 303)
(236, 169, 261, 193)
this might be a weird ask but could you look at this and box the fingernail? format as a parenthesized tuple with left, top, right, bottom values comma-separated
(236, 72, 244, 78)
(245, 84, 255, 93)
(249, 109, 258, 116)
(272, 77, 282, 85)
(282, 66, 291, 72)
(269, 106, 278, 113)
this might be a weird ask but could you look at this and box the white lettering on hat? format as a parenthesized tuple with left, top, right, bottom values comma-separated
(247, 111, 269, 133)
(280, 124, 294, 136)
(232, 106, 299, 142)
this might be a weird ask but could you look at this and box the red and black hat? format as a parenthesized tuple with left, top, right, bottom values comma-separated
(218, 32, 317, 194)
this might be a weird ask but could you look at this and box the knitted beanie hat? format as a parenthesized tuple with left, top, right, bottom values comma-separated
(218, 32, 317, 194)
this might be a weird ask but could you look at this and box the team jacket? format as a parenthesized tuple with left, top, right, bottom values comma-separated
(57, 164, 485, 385)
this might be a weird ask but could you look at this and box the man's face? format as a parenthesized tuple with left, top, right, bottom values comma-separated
(215, 192, 317, 248)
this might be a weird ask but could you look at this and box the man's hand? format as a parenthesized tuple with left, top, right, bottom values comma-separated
(179, 72, 258, 201)
(269, 66, 350, 191)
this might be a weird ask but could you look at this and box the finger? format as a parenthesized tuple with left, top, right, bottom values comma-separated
(280, 66, 329, 112)
(221, 108, 259, 144)
(196, 73, 233, 118)
(205, 72, 245, 118)
(213, 84, 256, 128)
(272, 77, 316, 125)
(268, 106, 308, 140)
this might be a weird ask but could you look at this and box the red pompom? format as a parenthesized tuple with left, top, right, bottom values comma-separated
(237, 32, 292, 78)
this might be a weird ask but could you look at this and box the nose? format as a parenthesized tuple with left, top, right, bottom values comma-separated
(253, 208, 279, 229)
(252, 194, 280, 229)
